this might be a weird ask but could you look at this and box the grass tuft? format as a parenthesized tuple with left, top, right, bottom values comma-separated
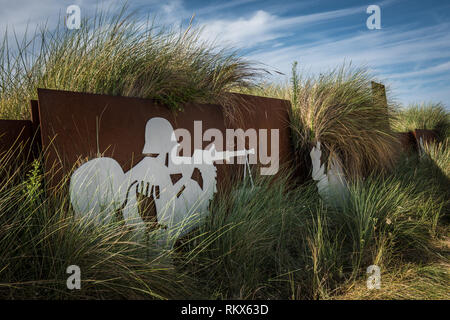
(288, 63, 400, 180)
(240, 63, 401, 180)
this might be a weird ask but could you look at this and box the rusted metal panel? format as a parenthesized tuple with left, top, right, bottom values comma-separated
(371, 81, 388, 108)
(0, 101, 41, 166)
(0, 119, 33, 151)
(397, 129, 439, 156)
(413, 129, 438, 146)
(0, 119, 34, 168)
(397, 131, 417, 153)
(37, 89, 294, 191)
(30, 100, 40, 135)
(228, 92, 294, 173)
(371, 81, 390, 130)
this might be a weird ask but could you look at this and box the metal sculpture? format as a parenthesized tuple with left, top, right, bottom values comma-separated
(70, 117, 254, 238)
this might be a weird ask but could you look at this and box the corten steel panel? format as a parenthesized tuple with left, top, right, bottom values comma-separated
(413, 129, 438, 146)
(371, 81, 390, 130)
(29, 100, 42, 155)
(37, 89, 294, 191)
(397, 131, 417, 154)
(228, 92, 294, 173)
(371, 81, 388, 108)
(0, 100, 41, 172)
(0, 119, 34, 168)
(30, 100, 40, 135)
(0, 119, 33, 150)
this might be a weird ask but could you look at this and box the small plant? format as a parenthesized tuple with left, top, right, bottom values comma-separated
(23, 159, 43, 204)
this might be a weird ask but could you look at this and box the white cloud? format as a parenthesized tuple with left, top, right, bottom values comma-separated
(199, 6, 365, 48)
(0, 0, 123, 36)
(193, 0, 260, 16)
(192, 0, 449, 106)
(200, 10, 282, 48)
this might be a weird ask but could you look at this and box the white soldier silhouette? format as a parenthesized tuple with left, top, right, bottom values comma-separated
(70, 117, 254, 237)
(310, 141, 348, 207)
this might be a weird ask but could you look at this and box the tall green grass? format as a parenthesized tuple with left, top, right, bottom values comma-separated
(0, 6, 261, 119)
(292, 64, 401, 179)
(174, 146, 448, 299)
(0, 151, 195, 299)
(334, 263, 450, 300)
(0, 138, 448, 299)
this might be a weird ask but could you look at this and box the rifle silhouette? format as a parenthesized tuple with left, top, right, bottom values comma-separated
(172, 144, 255, 165)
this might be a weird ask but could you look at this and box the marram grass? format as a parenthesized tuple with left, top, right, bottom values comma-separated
(0, 6, 261, 120)
(0, 141, 448, 299)
(240, 63, 401, 180)
(0, 154, 195, 299)
(289, 63, 400, 180)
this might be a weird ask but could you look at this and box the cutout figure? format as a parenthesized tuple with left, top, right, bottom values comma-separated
(310, 141, 349, 207)
(70, 117, 254, 238)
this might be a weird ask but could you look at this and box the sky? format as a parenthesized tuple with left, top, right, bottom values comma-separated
(0, 0, 449, 108)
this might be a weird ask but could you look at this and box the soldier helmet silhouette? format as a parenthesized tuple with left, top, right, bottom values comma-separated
(142, 117, 178, 154)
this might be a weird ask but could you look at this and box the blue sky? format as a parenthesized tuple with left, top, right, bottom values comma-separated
(1, 0, 449, 108)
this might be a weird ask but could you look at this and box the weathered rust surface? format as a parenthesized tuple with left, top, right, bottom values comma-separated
(397, 129, 440, 156)
(397, 131, 417, 154)
(0, 101, 41, 166)
(371, 81, 390, 130)
(37, 89, 294, 190)
(30, 100, 40, 136)
(228, 92, 294, 173)
(0, 119, 33, 153)
(0, 119, 36, 173)
(371, 81, 388, 107)
(413, 129, 438, 146)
